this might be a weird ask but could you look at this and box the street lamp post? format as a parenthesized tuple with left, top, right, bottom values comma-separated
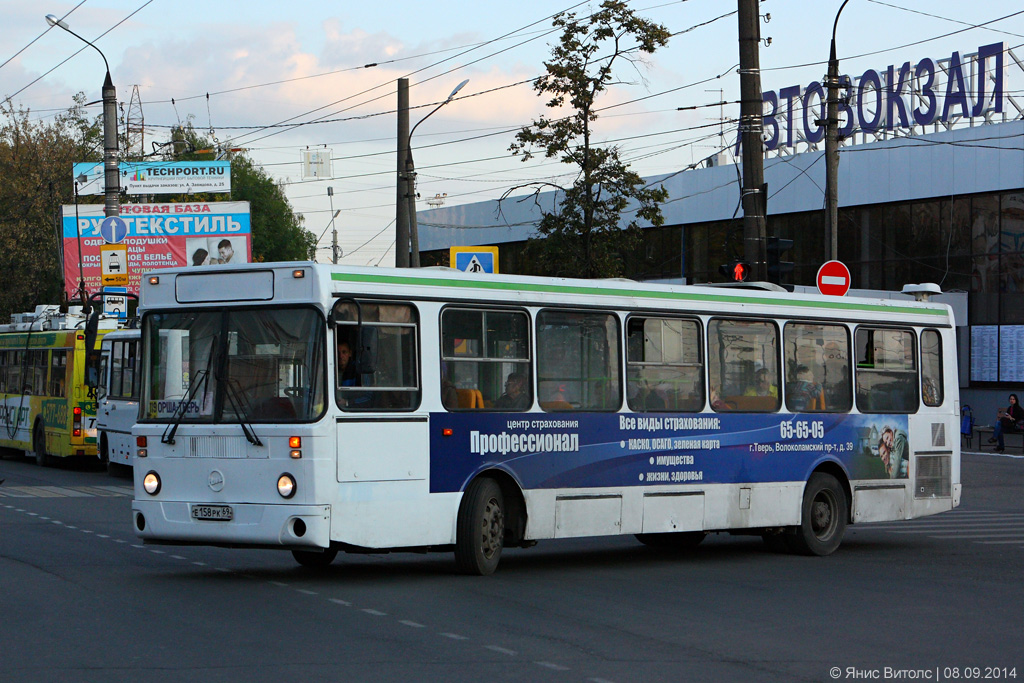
(824, 0, 851, 262)
(404, 79, 468, 268)
(46, 13, 120, 219)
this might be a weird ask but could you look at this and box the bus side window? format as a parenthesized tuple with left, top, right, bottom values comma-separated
(920, 329, 943, 407)
(783, 322, 851, 413)
(537, 309, 621, 412)
(707, 318, 780, 413)
(626, 316, 703, 412)
(855, 327, 918, 413)
(440, 308, 531, 412)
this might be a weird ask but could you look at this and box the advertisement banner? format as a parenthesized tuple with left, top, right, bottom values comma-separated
(429, 412, 910, 493)
(61, 202, 251, 298)
(73, 161, 231, 196)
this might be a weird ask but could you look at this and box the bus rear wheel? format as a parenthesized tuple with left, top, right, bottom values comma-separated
(33, 423, 51, 468)
(292, 547, 338, 568)
(790, 472, 847, 556)
(455, 478, 505, 576)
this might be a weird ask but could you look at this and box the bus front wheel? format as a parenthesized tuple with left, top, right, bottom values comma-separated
(790, 472, 847, 556)
(455, 478, 505, 576)
(292, 547, 338, 568)
(33, 423, 51, 468)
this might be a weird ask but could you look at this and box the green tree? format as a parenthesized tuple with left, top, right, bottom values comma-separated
(163, 123, 315, 262)
(0, 97, 101, 318)
(508, 0, 670, 279)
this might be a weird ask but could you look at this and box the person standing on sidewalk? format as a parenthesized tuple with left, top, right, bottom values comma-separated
(989, 393, 1024, 452)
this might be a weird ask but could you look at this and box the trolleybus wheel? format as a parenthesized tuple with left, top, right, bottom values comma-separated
(635, 531, 706, 550)
(34, 423, 51, 468)
(292, 547, 338, 568)
(455, 478, 505, 576)
(790, 472, 847, 556)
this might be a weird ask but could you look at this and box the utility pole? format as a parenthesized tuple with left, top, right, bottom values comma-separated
(328, 186, 338, 264)
(824, 0, 851, 262)
(396, 79, 411, 268)
(737, 0, 767, 281)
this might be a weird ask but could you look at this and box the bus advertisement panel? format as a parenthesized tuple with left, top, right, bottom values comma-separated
(429, 413, 910, 492)
(60, 201, 251, 298)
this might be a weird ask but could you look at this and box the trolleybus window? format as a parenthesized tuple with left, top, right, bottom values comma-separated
(334, 302, 420, 411)
(143, 308, 325, 423)
(708, 319, 780, 412)
(536, 310, 620, 412)
(920, 329, 943, 407)
(49, 350, 67, 397)
(855, 327, 918, 413)
(109, 340, 139, 400)
(783, 323, 851, 413)
(440, 308, 531, 411)
(626, 316, 703, 412)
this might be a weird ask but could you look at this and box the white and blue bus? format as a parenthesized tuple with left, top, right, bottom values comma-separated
(130, 263, 960, 574)
(96, 327, 140, 474)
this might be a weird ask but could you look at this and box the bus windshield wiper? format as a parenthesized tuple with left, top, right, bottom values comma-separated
(222, 378, 263, 447)
(161, 336, 217, 445)
(161, 370, 210, 445)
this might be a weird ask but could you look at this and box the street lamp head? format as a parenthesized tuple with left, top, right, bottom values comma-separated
(446, 79, 470, 102)
(45, 14, 69, 30)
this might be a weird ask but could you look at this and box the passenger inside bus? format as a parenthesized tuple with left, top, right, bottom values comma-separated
(787, 364, 825, 411)
(494, 372, 529, 410)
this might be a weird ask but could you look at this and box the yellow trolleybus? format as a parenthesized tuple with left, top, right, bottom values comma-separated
(0, 305, 116, 465)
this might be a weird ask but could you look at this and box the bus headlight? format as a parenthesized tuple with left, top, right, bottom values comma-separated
(277, 473, 296, 499)
(143, 471, 161, 495)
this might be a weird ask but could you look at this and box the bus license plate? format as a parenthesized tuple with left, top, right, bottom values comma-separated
(191, 504, 233, 521)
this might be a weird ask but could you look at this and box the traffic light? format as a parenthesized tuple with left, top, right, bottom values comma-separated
(719, 260, 750, 282)
(766, 236, 794, 285)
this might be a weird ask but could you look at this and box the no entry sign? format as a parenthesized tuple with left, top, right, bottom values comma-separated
(816, 260, 851, 296)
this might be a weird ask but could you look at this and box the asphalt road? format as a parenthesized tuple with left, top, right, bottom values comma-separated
(1, 450, 1021, 683)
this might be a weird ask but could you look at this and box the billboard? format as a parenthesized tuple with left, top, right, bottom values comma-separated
(61, 201, 251, 298)
(73, 161, 231, 196)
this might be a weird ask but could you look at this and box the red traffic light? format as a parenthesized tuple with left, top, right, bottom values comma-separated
(732, 262, 748, 282)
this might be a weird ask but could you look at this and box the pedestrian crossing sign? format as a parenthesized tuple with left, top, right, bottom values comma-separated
(450, 246, 499, 274)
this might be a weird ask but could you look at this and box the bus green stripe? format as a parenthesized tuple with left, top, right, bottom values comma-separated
(330, 272, 948, 318)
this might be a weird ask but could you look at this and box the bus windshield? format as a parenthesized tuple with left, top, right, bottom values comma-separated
(142, 307, 326, 423)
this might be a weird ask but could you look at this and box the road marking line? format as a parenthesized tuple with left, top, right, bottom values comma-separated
(192, 561, 207, 566)
(96, 534, 109, 538)
(979, 539, 1024, 544)
(297, 589, 318, 596)
(26, 512, 37, 516)
(270, 581, 289, 587)
(441, 633, 467, 640)
(329, 598, 351, 606)
(536, 661, 570, 671)
(400, 620, 425, 628)
(215, 568, 231, 572)
(170, 555, 186, 560)
(362, 609, 386, 616)
(926, 533, 1024, 539)
(149, 549, 164, 553)
(486, 645, 517, 656)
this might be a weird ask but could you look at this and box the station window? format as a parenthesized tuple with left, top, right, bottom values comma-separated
(708, 319, 780, 412)
(855, 327, 918, 413)
(783, 323, 851, 413)
(334, 301, 420, 411)
(536, 310, 621, 411)
(440, 308, 531, 411)
(626, 316, 703, 412)
(920, 329, 943, 407)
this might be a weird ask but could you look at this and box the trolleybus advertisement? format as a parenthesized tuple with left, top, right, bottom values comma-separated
(430, 413, 910, 492)
(60, 201, 251, 298)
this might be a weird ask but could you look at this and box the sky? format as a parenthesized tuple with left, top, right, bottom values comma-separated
(3, 0, 1024, 266)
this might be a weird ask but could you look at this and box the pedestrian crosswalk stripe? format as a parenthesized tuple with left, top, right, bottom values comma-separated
(0, 485, 133, 498)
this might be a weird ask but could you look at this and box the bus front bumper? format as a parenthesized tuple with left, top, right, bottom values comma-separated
(132, 500, 331, 550)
